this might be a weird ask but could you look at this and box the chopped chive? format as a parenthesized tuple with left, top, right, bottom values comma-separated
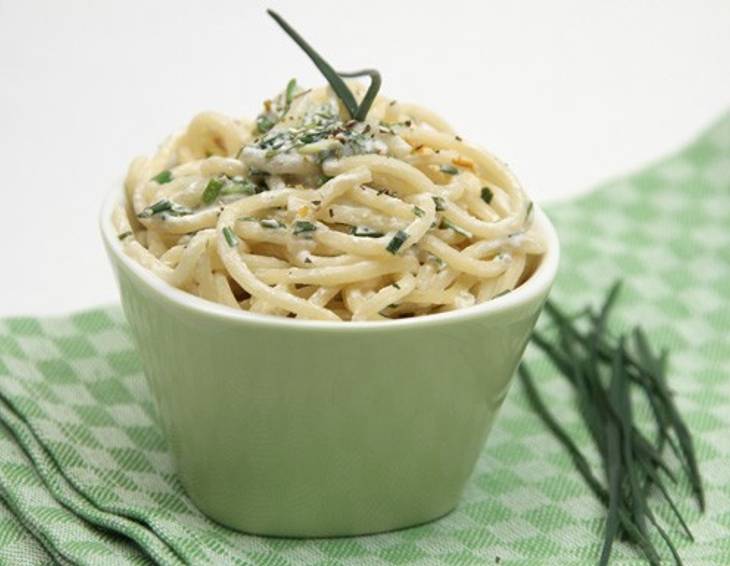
(440, 219, 472, 238)
(118, 231, 133, 241)
(220, 180, 258, 197)
(260, 218, 285, 229)
(256, 114, 276, 134)
(351, 226, 384, 238)
(293, 220, 317, 237)
(433, 196, 446, 211)
(413, 206, 425, 218)
(525, 201, 534, 221)
(202, 178, 225, 204)
(238, 216, 258, 222)
(439, 164, 459, 175)
(222, 226, 237, 248)
(285, 78, 297, 108)
(151, 170, 173, 184)
(393, 283, 401, 290)
(481, 187, 494, 204)
(386, 230, 408, 254)
(138, 199, 176, 218)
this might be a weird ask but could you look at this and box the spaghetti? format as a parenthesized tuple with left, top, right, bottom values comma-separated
(114, 84, 545, 321)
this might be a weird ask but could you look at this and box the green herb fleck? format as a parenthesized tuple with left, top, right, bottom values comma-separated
(386, 230, 408, 254)
(433, 196, 446, 211)
(526, 201, 534, 221)
(118, 231, 133, 241)
(256, 114, 276, 134)
(138, 199, 192, 219)
(151, 170, 173, 184)
(413, 206, 425, 218)
(351, 226, 384, 238)
(293, 220, 317, 237)
(440, 219, 472, 238)
(439, 164, 459, 175)
(260, 218, 285, 229)
(481, 187, 494, 204)
(202, 178, 225, 204)
(220, 179, 258, 197)
(285, 78, 297, 107)
(222, 226, 238, 248)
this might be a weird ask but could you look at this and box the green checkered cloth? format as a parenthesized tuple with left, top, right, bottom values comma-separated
(1, 112, 728, 566)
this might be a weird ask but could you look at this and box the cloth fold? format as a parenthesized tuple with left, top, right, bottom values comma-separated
(0, 112, 728, 565)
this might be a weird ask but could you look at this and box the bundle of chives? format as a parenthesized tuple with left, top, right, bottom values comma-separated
(521, 282, 704, 565)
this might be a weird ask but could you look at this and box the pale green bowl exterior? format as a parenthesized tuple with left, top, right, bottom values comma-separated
(101, 194, 559, 537)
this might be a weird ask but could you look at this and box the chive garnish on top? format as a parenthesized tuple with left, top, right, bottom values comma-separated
(266, 10, 381, 121)
(439, 164, 459, 175)
(521, 282, 704, 566)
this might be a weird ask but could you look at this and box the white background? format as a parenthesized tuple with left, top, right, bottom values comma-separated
(0, 0, 728, 316)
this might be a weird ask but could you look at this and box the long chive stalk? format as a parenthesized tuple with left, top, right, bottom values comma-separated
(633, 328, 705, 512)
(521, 282, 703, 565)
(338, 69, 382, 121)
(543, 298, 704, 511)
(519, 365, 661, 565)
(267, 10, 381, 121)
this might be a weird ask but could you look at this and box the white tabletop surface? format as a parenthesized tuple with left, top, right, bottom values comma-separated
(0, 0, 728, 317)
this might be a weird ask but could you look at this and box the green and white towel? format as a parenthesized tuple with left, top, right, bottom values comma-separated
(0, 112, 728, 565)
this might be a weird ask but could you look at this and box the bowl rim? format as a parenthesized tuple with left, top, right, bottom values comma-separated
(100, 186, 559, 331)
